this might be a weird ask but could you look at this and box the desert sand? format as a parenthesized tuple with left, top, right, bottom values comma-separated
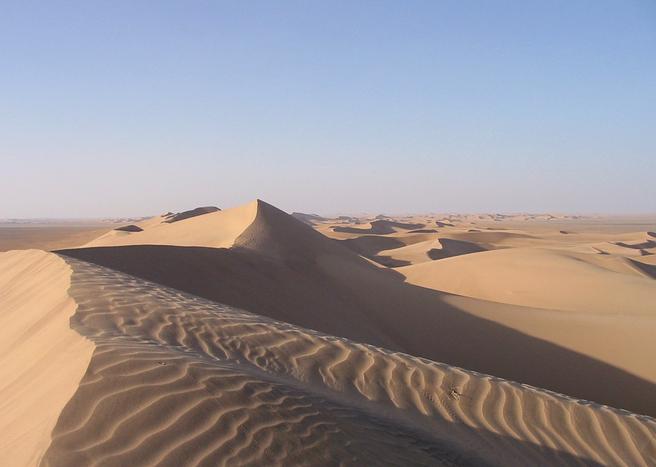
(0, 250, 93, 466)
(0, 223, 113, 252)
(1, 200, 655, 466)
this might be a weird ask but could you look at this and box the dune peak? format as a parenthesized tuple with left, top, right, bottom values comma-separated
(163, 205, 221, 223)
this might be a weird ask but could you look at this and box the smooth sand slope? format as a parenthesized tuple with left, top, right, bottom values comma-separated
(59, 200, 656, 417)
(394, 238, 656, 388)
(398, 247, 656, 314)
(0, 250, 93, 466)
(29, 255, 656, 466)
(84, 203, 255, 249)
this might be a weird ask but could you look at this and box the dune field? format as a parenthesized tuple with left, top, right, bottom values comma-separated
(1, 200, 655, 466)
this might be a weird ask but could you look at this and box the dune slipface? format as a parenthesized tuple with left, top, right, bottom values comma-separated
(39, 257, 656, 466)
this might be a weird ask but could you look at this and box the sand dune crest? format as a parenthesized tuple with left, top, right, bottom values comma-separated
(0, 250, 93, 467)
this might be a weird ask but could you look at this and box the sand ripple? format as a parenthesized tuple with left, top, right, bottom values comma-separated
(42, 257, 656, 466)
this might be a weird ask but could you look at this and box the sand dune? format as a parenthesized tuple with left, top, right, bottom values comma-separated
(333, 220, 426, 235)
(4, 202, 656, 465)
(630, 257, 656, 279)
(0, 250, 93, 466)
(115, 224, 144, 232)
(339, 232, 439, 266)
(398, 247, 656, 314)
(31, 255, 656, 466)
(291, 212, 328, 225)
(372, 237, 487, 265)
(163, 206, 221, 223)
(590, 233, 656, 257)
(58, 201, 656, 416)
(84, 201, 257, 249)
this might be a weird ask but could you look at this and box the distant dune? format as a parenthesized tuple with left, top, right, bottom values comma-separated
(399, 247, 656, 314)
(114, 224, 144, 232)
(291, 212, 328, 225)
(163, 206, 221, 223)
(333, 220, 426, 235)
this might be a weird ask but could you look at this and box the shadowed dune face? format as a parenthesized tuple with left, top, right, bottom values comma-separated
(57, 245, 656, 417)
(163, 206, 221, 223)
(232, 200, 349, 262)
(341, 236, 488, 267)
(291, 212, 327, 225)
(57, 245, 397, 350)
(339, 236, 413, 267)
(444, 231, 536, 249)
(333, 220, 426, 235)
(427, 239, 487, 260)
(114, 224, 143, 232)
(614, 239, 656, 250)
(41, 257, 656, 466)
(629, 258, 656, 279)
(340, 235, 406, 255)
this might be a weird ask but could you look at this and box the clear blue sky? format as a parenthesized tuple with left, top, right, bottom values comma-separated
(1, 1, 655, 217)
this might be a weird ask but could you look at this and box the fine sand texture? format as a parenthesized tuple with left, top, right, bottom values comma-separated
(31, 255, 656, 465)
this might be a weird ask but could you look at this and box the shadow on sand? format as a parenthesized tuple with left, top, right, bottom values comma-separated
(57, 244, 656, 418)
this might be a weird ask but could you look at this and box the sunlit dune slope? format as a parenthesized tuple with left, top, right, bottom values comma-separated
(85, 201, 258, 248)
(0, 250, 93, 466)
(398, 247, 656, 314)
